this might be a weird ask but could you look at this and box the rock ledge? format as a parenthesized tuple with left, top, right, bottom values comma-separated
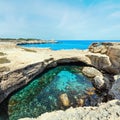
(20, 100, 120, 120)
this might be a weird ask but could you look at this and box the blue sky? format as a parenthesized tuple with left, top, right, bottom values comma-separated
(0, 0, 120, 40)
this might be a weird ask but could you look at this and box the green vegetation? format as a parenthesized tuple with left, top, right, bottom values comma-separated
(0, 52, 6, 56)
(0, 38, 16, 41)
(0, 38, 41, 41)
(0, 38, 55, 43)
(0, 57, 10, 64)
(22, 48, 37, 53)
(18, 38, 40, 41)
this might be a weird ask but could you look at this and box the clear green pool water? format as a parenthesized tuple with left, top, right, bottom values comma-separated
(8, 66, 95, 120)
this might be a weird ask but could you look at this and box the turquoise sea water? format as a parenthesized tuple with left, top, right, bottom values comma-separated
(20, 40, 120, 50)
(8, 66, 96, 120)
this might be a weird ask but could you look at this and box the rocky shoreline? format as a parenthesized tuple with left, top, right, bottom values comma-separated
(0, 41, 120, 119)
(16, 40, 57, 45)
(20, 100, 120, 120)
(0, 38, 56, 45)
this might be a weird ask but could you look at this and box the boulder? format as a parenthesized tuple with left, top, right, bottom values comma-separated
(87, 54, 111, 71)
(101, 47, 107, 54)
(89, 43, 107, 54)
(59, 93, 70, 107)
(107, 46, 120, 74)
(82, 67, 102, 78)
(93, 76, 105, 89)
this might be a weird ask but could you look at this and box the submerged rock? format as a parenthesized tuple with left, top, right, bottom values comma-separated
(85, 87, 96, 95)
(87, 54, 111, 72)
(59, 93, 70, 107)
(77, 99, 84, 107)
(82, 67, 102, 78)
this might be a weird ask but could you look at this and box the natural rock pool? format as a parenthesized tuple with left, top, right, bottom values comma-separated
(8, 65, 98, 120)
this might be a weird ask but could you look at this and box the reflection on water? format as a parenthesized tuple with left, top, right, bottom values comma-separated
(8, 66, 96, 120)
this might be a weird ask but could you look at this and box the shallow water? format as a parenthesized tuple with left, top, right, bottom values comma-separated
(8, 66, 96, 120)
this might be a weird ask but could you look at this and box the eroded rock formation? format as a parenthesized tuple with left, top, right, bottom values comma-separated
(82, 67, 102, 78)
(89, 42, 120, 74)
(0, 42, 120, 120)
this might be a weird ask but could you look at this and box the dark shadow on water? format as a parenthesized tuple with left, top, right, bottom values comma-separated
(0, 98, 9, 120)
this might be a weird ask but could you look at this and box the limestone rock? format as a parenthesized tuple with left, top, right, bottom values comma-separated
(109, 76, 120, 100)
(89, 43, 107, 54)
(1, 41, 120, 104)
(82, 67, 102, 78)
(0, 62, 46, 103)
(93, 76, 105, 89)
(19, 100, 120, 120)
(89, 43, 120, 74)
(1, 41, 120, 120)
(107, 46, 120, 74)
(87, 54, 111, 71)
(59, 93, 70, 107)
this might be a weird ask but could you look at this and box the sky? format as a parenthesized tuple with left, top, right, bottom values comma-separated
(0, 0, 120, 40)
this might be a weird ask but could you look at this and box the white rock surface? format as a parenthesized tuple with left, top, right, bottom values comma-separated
(19, 100, 120, 120)
(82, 67, 102, 78)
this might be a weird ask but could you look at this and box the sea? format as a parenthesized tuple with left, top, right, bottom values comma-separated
(20, 40, 120, 50)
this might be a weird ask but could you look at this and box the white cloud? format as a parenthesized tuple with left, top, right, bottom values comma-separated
(0, 0, 120, 39)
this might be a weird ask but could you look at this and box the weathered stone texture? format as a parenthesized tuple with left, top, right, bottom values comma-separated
(19, 100, 120, 120)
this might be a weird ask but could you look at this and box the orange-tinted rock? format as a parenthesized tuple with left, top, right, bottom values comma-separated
(77, 98, 84, 107)
(86, 87, 96, 95)
(59, 93, 70, 107)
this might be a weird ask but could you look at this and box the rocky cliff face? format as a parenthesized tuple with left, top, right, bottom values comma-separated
(107, 46, 120, 74)
(0, 62, 46, 103)
(0, 57, 90, 104)
(89, 42, 120, 74)
(88, 42, 120, 100)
